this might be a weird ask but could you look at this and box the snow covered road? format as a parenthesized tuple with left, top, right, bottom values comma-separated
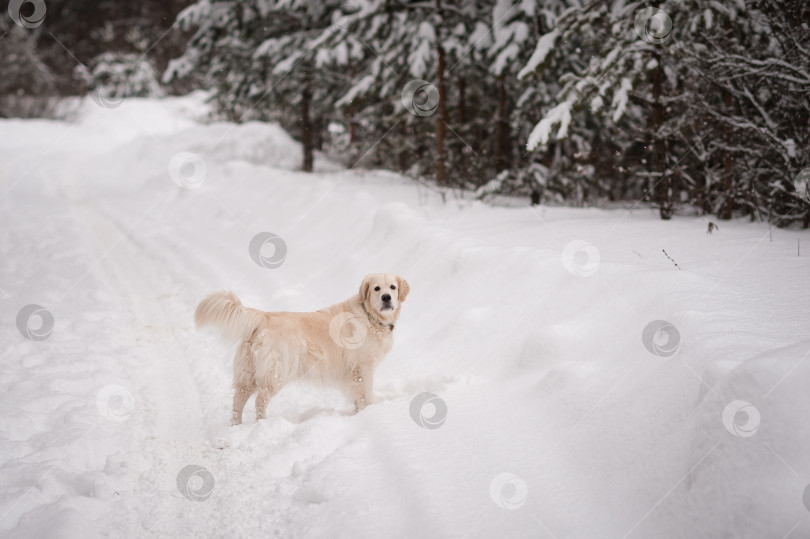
(1, 95, 809, 538)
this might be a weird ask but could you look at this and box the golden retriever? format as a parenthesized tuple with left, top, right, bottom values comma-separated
(194, 274, 409, 424)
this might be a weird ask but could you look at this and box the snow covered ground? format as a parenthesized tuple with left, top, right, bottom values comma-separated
(1, 94, 809, 539)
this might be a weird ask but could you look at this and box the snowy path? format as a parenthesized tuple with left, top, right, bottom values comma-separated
(1, 96, 809, 538)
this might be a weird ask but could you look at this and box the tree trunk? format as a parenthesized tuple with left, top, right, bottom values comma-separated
(435, 1, 448, 185)
(347, 64, 357, 144)
(651, 52, 671, 219)
(436, 44, 448, 185)
(457, 76, 465, 124)
(495, 73, 510, 171)
(718, 89, 734, 219)
(347, 104, 357, 143)
(301, 66, 314, 173)
(398, 122, 409, 172)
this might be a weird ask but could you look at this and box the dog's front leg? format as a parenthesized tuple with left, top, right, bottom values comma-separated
(350, 365, 374, 413)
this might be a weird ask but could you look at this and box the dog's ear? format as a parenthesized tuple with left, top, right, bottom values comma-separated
(359, 276, 371, 302)
(397, 276, 410, 302)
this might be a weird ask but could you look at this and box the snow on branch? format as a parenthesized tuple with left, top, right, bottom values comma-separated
(336, 74, 375, 108)
(517, 29, 560, 80)
(527, 100, 572, 150)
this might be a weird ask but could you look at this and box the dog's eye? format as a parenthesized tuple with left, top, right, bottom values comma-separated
(374, 286, 380, 291)
(390, 285, 396, 290)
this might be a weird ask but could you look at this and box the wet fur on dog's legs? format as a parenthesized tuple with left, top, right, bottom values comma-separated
(232, 384, 255, 425)
(350, 365, 374, 412)
(255, 386, 277, 421)
(231, 342, 257, 425)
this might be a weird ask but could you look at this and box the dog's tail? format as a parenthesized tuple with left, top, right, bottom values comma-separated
(194, 291, 264, 343)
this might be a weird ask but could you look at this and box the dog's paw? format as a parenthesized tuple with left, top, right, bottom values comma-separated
(354, 398, 368, 413)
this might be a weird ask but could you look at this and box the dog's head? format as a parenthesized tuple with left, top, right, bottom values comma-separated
(359, 273, 409, 322)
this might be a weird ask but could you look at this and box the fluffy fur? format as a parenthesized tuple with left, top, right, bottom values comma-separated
(195, 274, 410, 424)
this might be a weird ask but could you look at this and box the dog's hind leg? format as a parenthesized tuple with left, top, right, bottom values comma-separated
(231, 341, 257, 426)
(253, 343, 283, 421)
(255, 385, 278, 421)
(232, 383, 255, 426)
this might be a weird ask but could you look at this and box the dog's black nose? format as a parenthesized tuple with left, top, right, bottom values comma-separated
(381, 294, 391, 302)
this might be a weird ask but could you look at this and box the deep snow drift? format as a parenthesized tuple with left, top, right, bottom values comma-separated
(1, 95, 809, 539)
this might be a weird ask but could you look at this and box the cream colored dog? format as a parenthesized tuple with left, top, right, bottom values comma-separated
(195, 274, 409, 425)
